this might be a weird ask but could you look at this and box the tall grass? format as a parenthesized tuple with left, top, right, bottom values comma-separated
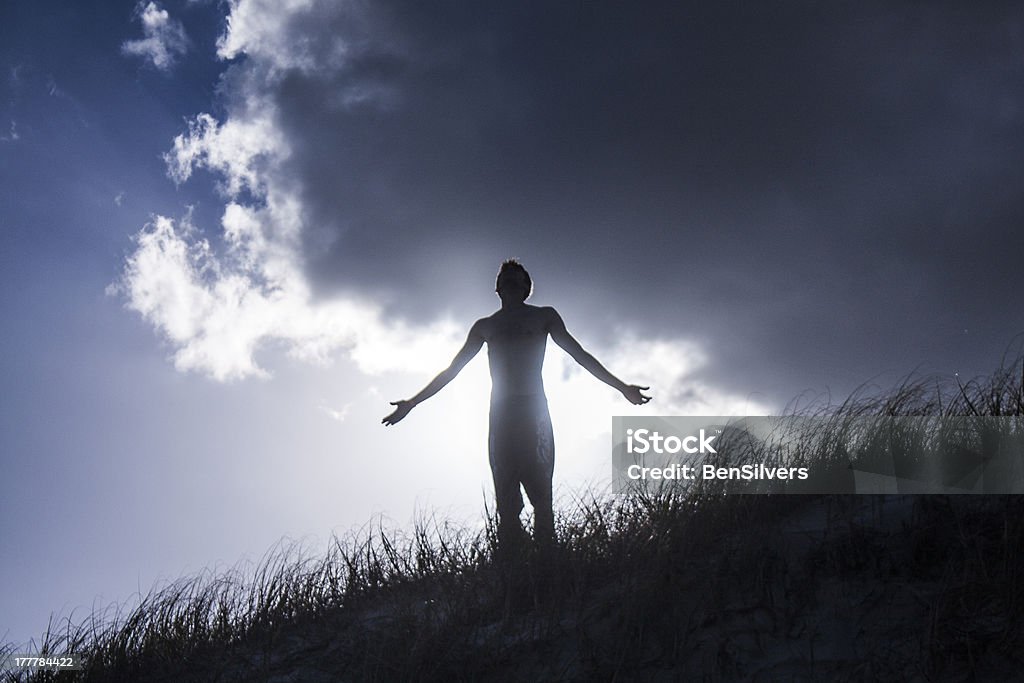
(5, 350, 1024, 681)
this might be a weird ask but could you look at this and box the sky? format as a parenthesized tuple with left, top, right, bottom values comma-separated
(2, 0, 1024, 651)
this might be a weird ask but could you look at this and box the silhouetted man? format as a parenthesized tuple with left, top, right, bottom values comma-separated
(383, 260, 650, 554)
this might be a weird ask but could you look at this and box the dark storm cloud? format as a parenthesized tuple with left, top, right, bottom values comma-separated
(247, 1, 1024, 403)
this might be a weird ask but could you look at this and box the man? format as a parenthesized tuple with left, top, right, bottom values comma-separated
(382, 259, 651, 552)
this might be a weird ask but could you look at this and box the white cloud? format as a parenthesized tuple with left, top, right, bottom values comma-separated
(0, 120, 17, 143)
(319, 403, 351, 422)
(216, 0, 317, 67)
(164, 107, 283, 197)
(112, 207, 461, 381)
(121, 2, 189, 71)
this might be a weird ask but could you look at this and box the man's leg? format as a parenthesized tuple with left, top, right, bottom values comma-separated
(521, 399, 556, 547)
(522, 467, 554, 547)
(490, 457, 527, 551)
(489, 409, 528, 556)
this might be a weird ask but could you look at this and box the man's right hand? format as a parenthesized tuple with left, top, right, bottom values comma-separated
(382, 400, 415, 426)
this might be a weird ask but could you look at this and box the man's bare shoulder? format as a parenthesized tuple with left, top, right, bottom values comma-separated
(535, 305, 563, 327)
(515, 305, 562, 329)
(470, 313, 506, 340)
(524, 305, 565, 336)
(471, 315, 493, 334)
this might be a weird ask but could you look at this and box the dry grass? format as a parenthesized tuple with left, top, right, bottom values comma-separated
(4, 348, 1024, 681)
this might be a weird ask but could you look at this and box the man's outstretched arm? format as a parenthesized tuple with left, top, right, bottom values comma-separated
(546, 308, 651, 405)
(382, 322, 485, 426)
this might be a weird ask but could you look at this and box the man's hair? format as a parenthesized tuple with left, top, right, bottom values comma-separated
(495, 259, 532, 301)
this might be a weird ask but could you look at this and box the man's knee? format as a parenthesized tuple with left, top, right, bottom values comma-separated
(521, 470, 553, 513)
(491, 460, 523, 504)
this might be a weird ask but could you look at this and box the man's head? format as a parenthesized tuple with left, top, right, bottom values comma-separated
(495, 259, 532, 303)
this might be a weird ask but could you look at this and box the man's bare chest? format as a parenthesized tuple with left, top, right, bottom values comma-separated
(485, 314, 547, 343)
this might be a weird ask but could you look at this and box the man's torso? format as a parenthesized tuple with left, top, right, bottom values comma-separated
(477, 304, 554, 399)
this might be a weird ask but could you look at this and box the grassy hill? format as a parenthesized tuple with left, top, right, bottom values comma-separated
(5, 355, 1024, 681)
